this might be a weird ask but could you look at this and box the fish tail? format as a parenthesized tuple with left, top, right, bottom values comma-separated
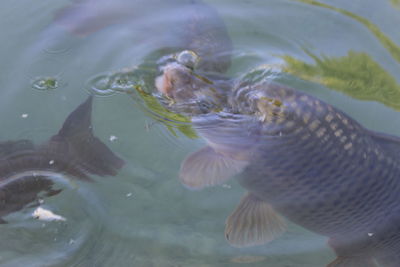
(326, 256, 378, 267)
(48, 95, 124, 177)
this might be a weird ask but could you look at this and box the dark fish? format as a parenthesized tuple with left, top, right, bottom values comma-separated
(53, 0, 232, 73)
(156, 61, 400, 267)
(0, 96, 124, 223)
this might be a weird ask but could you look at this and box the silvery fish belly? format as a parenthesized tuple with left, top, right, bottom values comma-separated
(156, 60, 400, 266)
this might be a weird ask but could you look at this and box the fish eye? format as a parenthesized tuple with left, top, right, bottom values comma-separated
(176, 50, 199, 70)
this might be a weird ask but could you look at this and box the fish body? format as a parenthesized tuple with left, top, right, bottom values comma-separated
(54, 0, 232, 73)
(156, 61, 400, 266)
(0, 96, 124, 223)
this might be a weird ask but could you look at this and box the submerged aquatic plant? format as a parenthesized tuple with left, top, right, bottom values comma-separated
(392, 0, 400, 9)
(86, 49, 198, 139)
(282, 50, 400, 110)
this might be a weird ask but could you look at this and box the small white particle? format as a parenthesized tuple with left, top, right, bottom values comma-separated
(367, 233, 374, 237)
(49, 160, 55, 165)
(109, 135, 118, 142)
(21, 113, 29, 118)
(126, 192, 133, 197)
(222, 184, 231, 189)
(38, 199, 44, 204)
(32, 207, 66, 222)
(69, 239, 75, 245)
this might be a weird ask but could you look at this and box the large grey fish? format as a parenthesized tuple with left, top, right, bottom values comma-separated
(0, 96, 124, 223)
(156, 57, 400, 267)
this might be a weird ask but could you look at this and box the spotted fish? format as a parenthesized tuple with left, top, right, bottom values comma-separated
(156, 59, 400, 267)
(0, 96, 124, 223)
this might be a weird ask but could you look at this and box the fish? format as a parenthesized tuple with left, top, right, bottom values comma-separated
(155, 59, 400, 267)
(53, 0, 232, 73)
(0, 96, 124, 223)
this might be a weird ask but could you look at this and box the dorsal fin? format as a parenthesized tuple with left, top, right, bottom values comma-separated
(44, 95, 124, 177)
(56, 95, 94, 139)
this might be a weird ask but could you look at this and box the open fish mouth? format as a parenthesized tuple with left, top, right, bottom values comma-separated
(155, 52, 230, 116)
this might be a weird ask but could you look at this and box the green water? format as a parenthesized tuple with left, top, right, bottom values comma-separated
(0, 0, 399, 266)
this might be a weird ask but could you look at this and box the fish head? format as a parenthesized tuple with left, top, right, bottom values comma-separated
(155, 51, 231, 116)
(228, 82, 305, 136)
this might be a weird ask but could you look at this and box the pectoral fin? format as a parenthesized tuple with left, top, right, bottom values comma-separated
(225, 193, 286, 248)
(179, 146, 247, 190)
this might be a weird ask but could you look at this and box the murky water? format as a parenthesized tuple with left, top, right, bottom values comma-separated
(1, 0, 400, 266)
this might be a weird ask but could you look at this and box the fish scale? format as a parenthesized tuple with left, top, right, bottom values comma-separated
(235, 86, 400, 244)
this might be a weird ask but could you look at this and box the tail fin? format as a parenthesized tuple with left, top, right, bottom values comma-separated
(326, 256, 378, 267)
(46, 95, 124, 177)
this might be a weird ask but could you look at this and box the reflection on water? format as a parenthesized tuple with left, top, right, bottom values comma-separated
(1, 0, 400, 266)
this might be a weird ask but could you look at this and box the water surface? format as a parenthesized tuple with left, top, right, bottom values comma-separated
(0, 0, 399, 266)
